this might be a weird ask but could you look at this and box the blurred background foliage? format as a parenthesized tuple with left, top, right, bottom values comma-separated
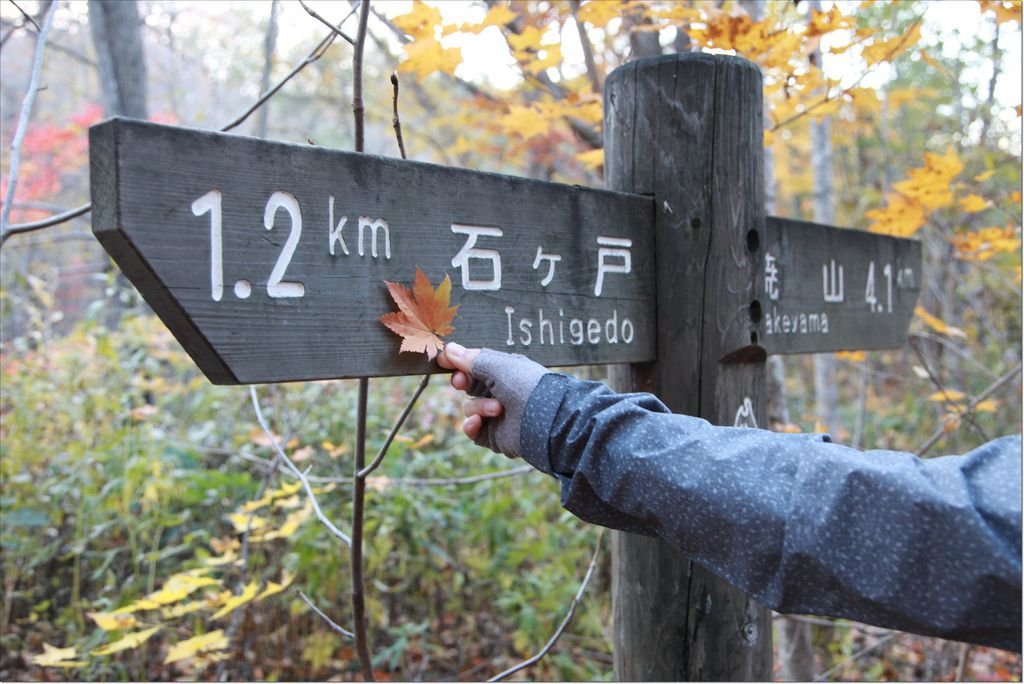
(1, 0, 1021, 680)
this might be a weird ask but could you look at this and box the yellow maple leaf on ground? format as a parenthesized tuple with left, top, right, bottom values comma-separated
(165, 630, 229, 664)
(91, 626, 161, 656)
(29, 643, 87, 668)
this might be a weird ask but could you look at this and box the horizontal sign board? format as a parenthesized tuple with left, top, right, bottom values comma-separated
(756, 217, 921, 355)
(89, 119, 656, 384)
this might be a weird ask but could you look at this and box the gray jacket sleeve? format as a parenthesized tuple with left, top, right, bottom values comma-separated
(519, 373, 1022, 652)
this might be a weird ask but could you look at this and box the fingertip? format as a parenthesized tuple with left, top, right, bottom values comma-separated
(463, 414, 482, 440)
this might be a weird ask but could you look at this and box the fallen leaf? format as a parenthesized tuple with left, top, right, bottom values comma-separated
(88, 611, 139, 631)
(210, 582, 260, 620)
(379, 268, 459, 360)
(256, 570, 295, 601)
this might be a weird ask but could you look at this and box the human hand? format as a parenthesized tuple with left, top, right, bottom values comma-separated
(436, 343, 549, 458)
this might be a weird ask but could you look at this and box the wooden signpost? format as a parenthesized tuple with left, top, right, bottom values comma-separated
(90, 53, 921, 681)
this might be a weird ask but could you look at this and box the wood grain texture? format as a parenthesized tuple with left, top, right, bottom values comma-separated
(605, 53, 771, 681)
(89, 118, 655, 383)
(757, 217, 922, 355)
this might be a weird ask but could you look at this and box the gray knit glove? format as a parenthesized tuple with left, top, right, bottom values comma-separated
(465, 349, 549, 459)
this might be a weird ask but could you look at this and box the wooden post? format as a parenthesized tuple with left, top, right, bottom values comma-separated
(604, 53, 771, 680)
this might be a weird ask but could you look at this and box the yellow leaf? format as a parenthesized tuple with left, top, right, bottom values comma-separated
(919, 49, 954, 79)
(915, 306, 968, 338)
(499, 104, 552, 139)
(1008, 190, 1021, 204)
(229, 512, 268, 533)
(398, 38, 462, 80)
(256, 570, 296, 602)
(866, 192, 926, 237)
(210, 582, 259, 620)
(165, 629, 229, 664)
(576, 0, 628, 28)
(507, 25, 547, 54)
(91, 626, 161, 656)
(162, 600, 208, 619)
(30, 643, 87, 668)
(892, 148, 964, 210)
(835, 350, 867, 362)
(576, 148, 604, 171)
(775, 423, 803, 434)
(523, 44, 562, 76)
(959, 193, 990, 213)
(88, 611, 138, 631)
(975, 399, 999, 412)
(391, 0, 443, 40)
(928, 389, 967, 403)
(481, 3, 516, 28)
(204, 548, 240, 567)
(862, 22, 921, 65)
(974, 170, 996, 182)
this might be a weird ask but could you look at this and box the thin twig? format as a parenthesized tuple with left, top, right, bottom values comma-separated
(368, 465, 534, 488)
(297, 0, 356, 46)
(357, 373, 430, 478)
(220, 20, 347, 133)
(487, 530, 605, 682)
(816, 632, 899, 681)
(916, 362, 1021, 456)
(249, 386, 352, 546)
(9, 0, 41, 31)
(0, 2, 57, 243)
(569, 0, 601, 94)
(910, 339, 990, 443)
(299, 591, 355, 639)
(390, 72, 407, 160)
(351, 378, 375, 681)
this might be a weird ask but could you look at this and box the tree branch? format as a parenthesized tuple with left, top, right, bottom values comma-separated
(367, 464, 533, 489)
(352, 0, 371, 153)
(916, 362, 1021, 456)
(351, 378, 375, 681)
(487, 530, 605, 682)
(248, 386, 352, 547)
(297, 0, 356, 46)
(815, 632, 899, 681)
(0, 1, 57, 243)
(357, 373, 429, 479)
(299, 590, 355, 639)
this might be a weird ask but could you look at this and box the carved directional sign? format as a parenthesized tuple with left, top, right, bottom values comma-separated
(757, 217, 922, 355)
(89, 118, 656, 384)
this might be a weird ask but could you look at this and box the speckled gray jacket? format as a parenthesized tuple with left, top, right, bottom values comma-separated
(518, 373, 1022, 652)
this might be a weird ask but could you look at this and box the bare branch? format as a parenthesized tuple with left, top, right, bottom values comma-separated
(298, 0, 356, 45)
(910, 339, 990, 447)
(916, 362, 1022, 456)
(357, 373, 429, 478)
(299, 591, 355, 639)
(815, 632, 899, 681)
(487, 530, 605, 682)
(249, 386, 352, 547)
(367, 465, 534, 489)
(569, 0, 602, 94)
(0, 203, 92, 246)
(1, 1, 57, 243)
(9, 0, 41, 31)
(390, 72, 407, 160)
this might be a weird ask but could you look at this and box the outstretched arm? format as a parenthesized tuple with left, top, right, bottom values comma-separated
(438, 345, 1022, 651)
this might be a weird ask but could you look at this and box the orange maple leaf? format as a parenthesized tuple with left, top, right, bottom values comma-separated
(379, 268, 459, 360)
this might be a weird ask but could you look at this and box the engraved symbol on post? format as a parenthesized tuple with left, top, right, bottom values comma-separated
(532, 247, 562, 287)
(734, 397, 758, 428)
(822, 259, 844, 303)
(451, 224, 503, 291)
(764, 252, 780, 301)
(594, 236, 632, 297)
(358, 217, 391, 259)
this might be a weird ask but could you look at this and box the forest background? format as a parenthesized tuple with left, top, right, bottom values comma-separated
(0, 0, 1021, 681)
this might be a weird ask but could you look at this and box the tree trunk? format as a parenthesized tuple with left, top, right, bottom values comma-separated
(89, 0, 148, 119)
(255, 0, 279, 139)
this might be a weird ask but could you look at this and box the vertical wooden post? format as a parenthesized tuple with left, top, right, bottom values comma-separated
(604, 54, 771, 680)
